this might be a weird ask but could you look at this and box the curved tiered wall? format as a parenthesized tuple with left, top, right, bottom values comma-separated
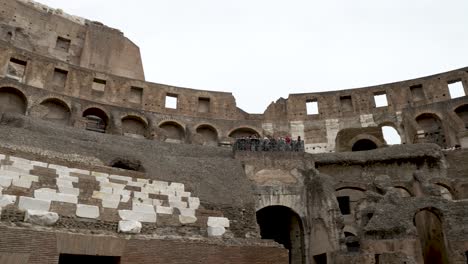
(1, 1, 468, 264)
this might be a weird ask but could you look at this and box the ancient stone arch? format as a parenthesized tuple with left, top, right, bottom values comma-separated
(256, 206, 306, 264)
(415, 113, 445, 147)
(0, 86, 27, 114)
(228, 127, 260, 138)
(195, 124, 218, 146)
(82, 107, 109, 133)
(414, 208, 449, 264)
(38, 98, 71, 125)
(159, 121, 185, 142)
(121, 115, 148, 138)
(454, 104, 468, 129)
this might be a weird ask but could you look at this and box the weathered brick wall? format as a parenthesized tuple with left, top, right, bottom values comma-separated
(0, 226, 288, 264)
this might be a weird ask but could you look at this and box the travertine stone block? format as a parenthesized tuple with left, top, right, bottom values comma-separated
(58, 186, 79, 196)
(127, 181, 145, 188)
(76, 204, 99, 219)
(18, 196, 51, 211)
(69, 168, 90, 175)
(179, 215, 197, 224)
(132, 202, 155, 213)
(132, 197, 153, 205)
(178, 208, 196, 217)
(169, 182, 185, 191)
(169, 200, 188, 209)
(24, 210, 59, 226)
(133, 192, 149, 199)
(91, 171, 109, 178)
(121, 195, 131, 203)
(176, 191, 191, 197)
(57, 176, 78, 183)
(0, 177, 12, 188)
(12, 178, 32, 188)
(56, 179, 74, 188)
(188, 197, 200, 209)
(207, 217, 230, 228)
(155, 205, 173, 215)
(118, 220, 142, 234)
(118, 210, 156, 223)
(92, 191, 120, 201)
(207, 226, 226, 237)
(0, 195, 17, 207)
(152, 199, 163, 206)
(110, 175, 133, 182)
(20, 174, 39, 182)
(102, 199, 120, 209)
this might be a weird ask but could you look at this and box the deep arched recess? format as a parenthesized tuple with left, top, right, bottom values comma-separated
(256, 206, 305, 264)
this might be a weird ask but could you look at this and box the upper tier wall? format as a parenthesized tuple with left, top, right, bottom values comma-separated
(1, 35, 468, 153)
(0, 0, 145, 80)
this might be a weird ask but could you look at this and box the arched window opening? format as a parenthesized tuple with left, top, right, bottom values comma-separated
(83, 108, 108, 133)
(39, 99, 70, 125)
(110, 158, 144, 172)
(122, 116, 147, 138)
(414, 209, 449, 264)
(455, 104, 468, 129)
(391, 187, 412, 198)
(0, 87, 27, 114)
(351, 139, 377, 152)
(229, 127, 259, 139)
(159, 121, 184, 142)
(415, 113, 445, 147)
(256, 206, 305, 264)
(381, 126, 401, 145)
(196, 125, 218, 145)
(434, 184, 453, 200)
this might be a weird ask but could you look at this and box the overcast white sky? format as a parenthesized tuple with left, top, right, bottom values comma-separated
(40, 0, 468, 114)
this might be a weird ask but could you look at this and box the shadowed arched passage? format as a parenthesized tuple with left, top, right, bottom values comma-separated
(256, 206, 305, 264)
(455, 104, 468, 129)
(83, 107, 109, 133)
(39, 98, 70, 125)
(0, 87, 27, 114)
(122, 116, 147, 138)
(415, 113, 445, 147)
(351, 139, 377, 152)
(159, 121, 185, 142)
(196, 124, 218, 145)
(414, 208, 449, 264)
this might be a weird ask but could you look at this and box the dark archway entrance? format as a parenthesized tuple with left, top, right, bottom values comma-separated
(256, 206, 305, 264)
(351, 139, 377, 152)
(414, 209, 449, 264)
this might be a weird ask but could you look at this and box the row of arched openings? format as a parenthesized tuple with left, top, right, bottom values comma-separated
(0, 87, 262, 143)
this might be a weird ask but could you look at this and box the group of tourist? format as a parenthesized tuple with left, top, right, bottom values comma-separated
(233, 135, 304, 152)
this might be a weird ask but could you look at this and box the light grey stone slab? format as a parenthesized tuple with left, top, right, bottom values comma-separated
(76, 204, 99, 219)
(18, 196, 51, 211)
(207, 226, 226, 237)
(118, 220, 142, 234)
(118, 210, 156, 223)
(0, 195, 16, 207)
(179, 215, 197, 224)
(207, 217, 230, 228)
(24, 210, 59, 226)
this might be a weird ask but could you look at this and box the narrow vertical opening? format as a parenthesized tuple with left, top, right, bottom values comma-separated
(337, 196, 351, 215)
